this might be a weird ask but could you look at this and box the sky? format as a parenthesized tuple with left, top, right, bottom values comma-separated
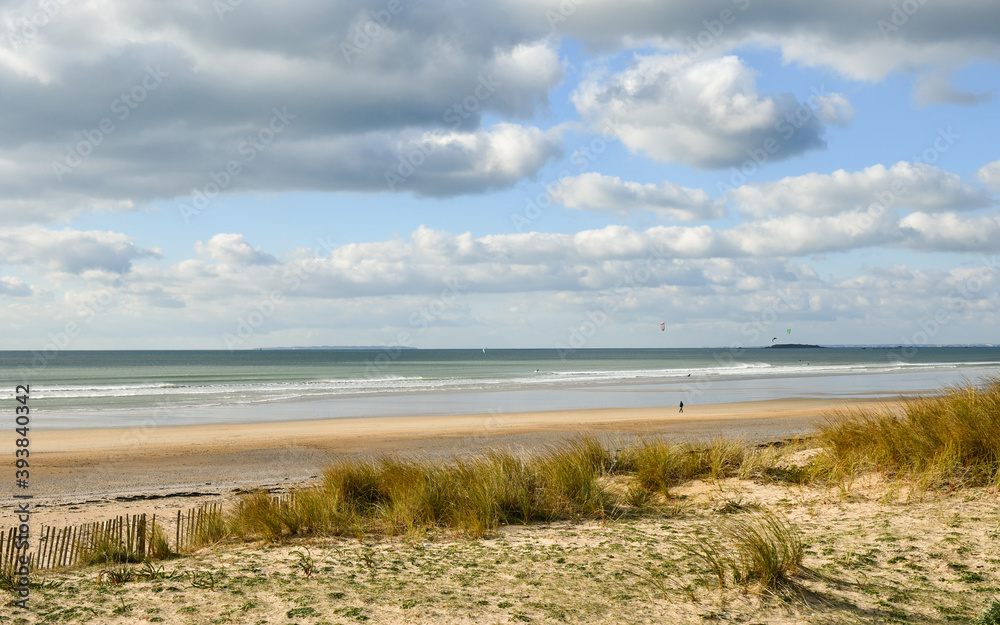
(1, 0, 999, 350)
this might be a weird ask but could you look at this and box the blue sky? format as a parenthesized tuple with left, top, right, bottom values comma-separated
(1, 0, 999, 349)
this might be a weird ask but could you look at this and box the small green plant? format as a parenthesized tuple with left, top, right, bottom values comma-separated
(97, 564, 136, 586)
(359, 546, 378, 579)
(135, 559, 179, 582)
(112, 597, 132, 615)
(290, 548, 317, 578)
(715, 496, 760, 515)
(974, 599, 1000, 625)
(187, 570, 217, 590)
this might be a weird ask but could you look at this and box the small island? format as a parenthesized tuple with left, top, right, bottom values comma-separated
(766, 343, 825, 348)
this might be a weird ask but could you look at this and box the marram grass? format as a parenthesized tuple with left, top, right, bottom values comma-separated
(686, 509, 804, 591)
(817, 376, 1000, 487)
(226, 436, 788, 542)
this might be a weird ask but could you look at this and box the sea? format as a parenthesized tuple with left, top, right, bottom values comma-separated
(4, 346, 1000, 430)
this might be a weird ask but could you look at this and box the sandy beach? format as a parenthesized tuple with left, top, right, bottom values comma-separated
(8, 391, 1000, 625)
(17, 397, 899, 529)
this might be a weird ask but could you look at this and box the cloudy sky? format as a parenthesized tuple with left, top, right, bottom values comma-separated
(2, 0, 999, 350)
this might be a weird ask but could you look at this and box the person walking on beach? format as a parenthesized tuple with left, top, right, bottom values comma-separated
(679, 401, 684, 413)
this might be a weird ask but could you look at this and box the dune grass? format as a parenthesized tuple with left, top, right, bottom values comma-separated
(79, 532, 145, 566)
(52, 377, 999, 556)
(816, 376, 1000, 487)
(222, 436, 797, 543)
(686, 509, 804, 591)
(227, 438, 618, 541)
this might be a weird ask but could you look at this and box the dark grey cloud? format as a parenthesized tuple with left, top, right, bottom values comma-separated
(2, 0, 997, 222)
(0, 0, 563, 221)
(525, 0, 1000, 80)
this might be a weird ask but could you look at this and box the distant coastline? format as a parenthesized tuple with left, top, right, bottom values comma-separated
(259, 345, 420, 351)
(766, 343, 825, 349)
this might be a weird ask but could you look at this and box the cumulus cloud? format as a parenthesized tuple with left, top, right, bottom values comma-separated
(0, 227, 159, 274)
(2, 0, 996, 221)
(288, 123, 563, 197)
(0, 2, 566, 221)
(134, 219, 996, 307)
(195, 234, 277, 266)
(3, 220, 998, 348)
(730, 162, 994, 217)
(975, 160, 1000, 192)
(900, 212, 1000, 252)
(550, 173, 725, 221)
(0, 276, 32, 297)
(572, 55, 850, 169)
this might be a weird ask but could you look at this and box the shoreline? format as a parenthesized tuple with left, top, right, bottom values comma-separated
(34, 396, 892, 456)
(17, 397, 903, 526)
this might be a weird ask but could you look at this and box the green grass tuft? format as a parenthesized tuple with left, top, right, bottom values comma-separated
(816, 377, 1000, 487)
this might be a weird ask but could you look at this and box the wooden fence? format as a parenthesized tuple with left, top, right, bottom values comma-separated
(2, 502, 224, 574)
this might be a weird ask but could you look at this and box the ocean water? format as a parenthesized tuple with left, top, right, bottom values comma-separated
(3, 347, 1000, 429)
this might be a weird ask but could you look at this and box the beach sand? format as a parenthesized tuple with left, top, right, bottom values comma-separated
(9, 395, 1000, 625)
(19, 397, 899, 528)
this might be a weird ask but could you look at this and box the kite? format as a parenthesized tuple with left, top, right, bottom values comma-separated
(772, 337, 777, 342)
(660, 322, 665, 331)
(787, 328, 792, 334)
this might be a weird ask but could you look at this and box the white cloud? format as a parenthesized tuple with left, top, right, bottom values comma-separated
(573, 55, 849, 169)
(730, 162, 993, 217)
(194, 234, 277, 266)
(0, 227, 159, 274)
(900, 212, 1000, 252)
(550, 173, 724, 221)
(0, 276, 32, 297)
(975, 160, 1000, 193)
